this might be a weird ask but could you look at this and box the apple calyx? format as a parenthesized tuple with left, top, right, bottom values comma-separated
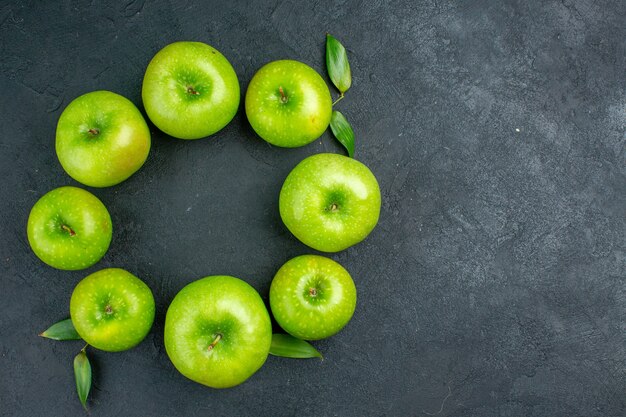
(61, 224, 76, 236)
(186, 85, 200, 96)
(207, 333, 222, 351)
(278, 86, 288, 104)
(87, 128, 100, 136)
(104, 305, 114, 315)
(327, 203, 339, 212)
(309, 287, 318, 297)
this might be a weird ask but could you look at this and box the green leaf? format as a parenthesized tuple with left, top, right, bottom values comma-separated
(74, 348, 91, 411)
(39, 318, 81, 341)
(269, 334, 323, 359)
(326, 33, 351, 94)
(329, 110, 355, 158)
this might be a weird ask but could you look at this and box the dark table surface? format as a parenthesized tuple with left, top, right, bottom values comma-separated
(1, 1, 625, 416)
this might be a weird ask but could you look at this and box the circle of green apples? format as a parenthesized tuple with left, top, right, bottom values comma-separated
(33, 34, 381, 409)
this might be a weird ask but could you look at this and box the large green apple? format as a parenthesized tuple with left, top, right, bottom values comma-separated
(142, 41, 240, 139)
(70, 268, 155, 352)
(27, 186, 112, 270)
(279, 153, 381, 252)
(270, 255, 357, 340)
(164, 275, 272, 388)
(56, 91, 151, 187)
(245, 60, 332, 147)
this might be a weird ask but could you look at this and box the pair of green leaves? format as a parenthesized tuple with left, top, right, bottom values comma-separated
(40, 319, 92, 411)
(326, 34, 355, 158)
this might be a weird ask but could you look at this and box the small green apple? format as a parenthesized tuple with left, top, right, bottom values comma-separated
(70, 268, 155, 352)
(279, 153, 381, 252)
(56, 91, 151, 187)
(270, 255, 356, 340)
(142, 41, 240, 139)
(27, 186, 112, 270)
(245, 60, 332, 147)
(164, 275, 272, 389)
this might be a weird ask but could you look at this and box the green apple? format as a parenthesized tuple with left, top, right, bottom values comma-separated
(279, 153, 381, 252)
(270, 255, 357, 340)
(142, 41, 240, 139)
(27, 186, 112, 270)
(56, 91, 151, 187)
(245, 60, 332, 147)
(70, 268, 155, 352)
(164, 275, 272, 389)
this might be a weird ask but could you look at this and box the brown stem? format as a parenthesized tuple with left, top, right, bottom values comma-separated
(87, 128, 99, 136)
(207, 333, 222, 351)
(278, 86, 288, 103)
(61, 224, 76, 236)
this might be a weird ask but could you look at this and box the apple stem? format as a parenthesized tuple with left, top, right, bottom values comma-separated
(187, 86, 200, 95)
(332, 93, 345, 106)
(87, 128, 99, 136)
(329, 203, 338, 212)
(207, 333, 222, 351)
(278, 86, 288, 103)
(61, 224, 76, 236)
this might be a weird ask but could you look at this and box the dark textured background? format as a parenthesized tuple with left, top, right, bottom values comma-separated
(1, 0, 625, 416)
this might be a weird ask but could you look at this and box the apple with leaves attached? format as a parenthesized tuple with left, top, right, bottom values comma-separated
(39, 268, 155, 411)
